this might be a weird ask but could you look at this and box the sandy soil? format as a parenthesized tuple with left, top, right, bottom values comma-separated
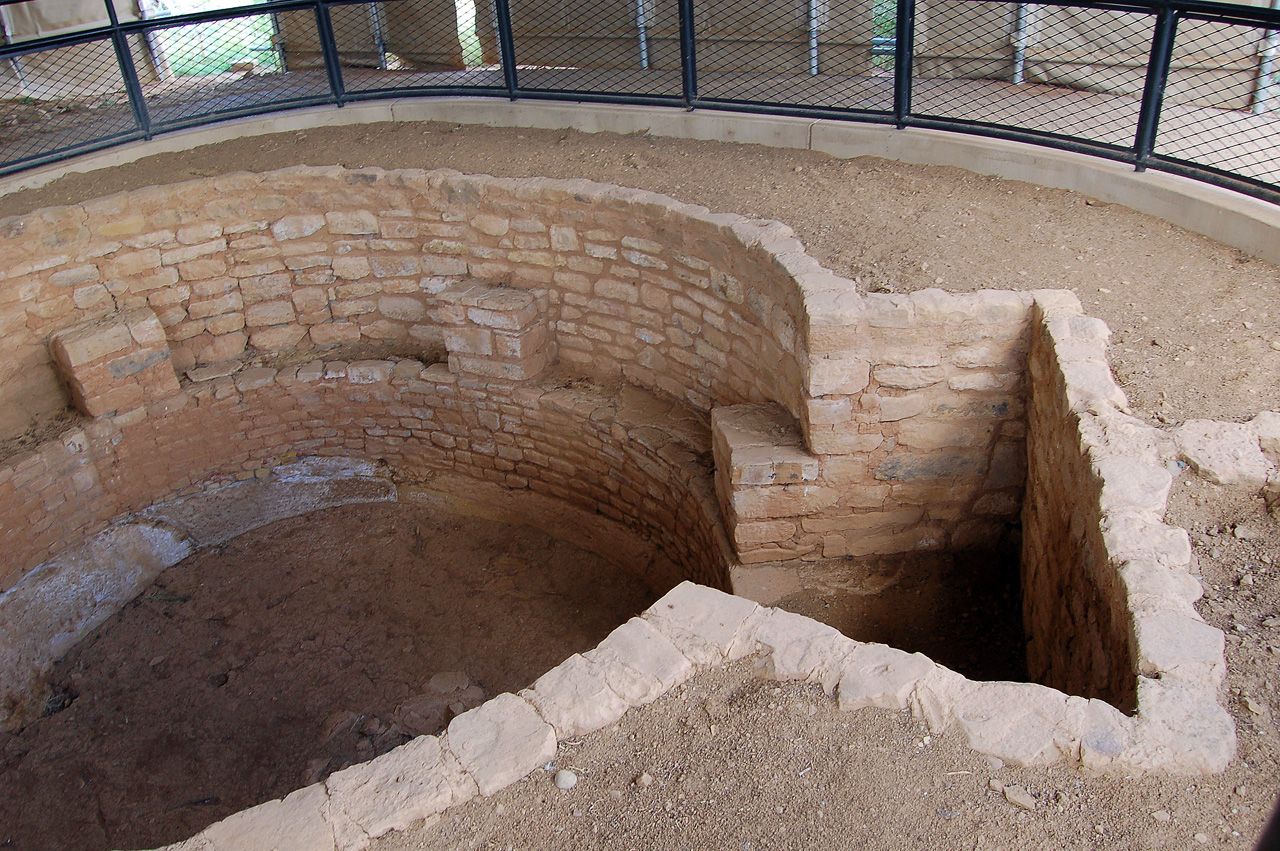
(0, 122, 1278, 848)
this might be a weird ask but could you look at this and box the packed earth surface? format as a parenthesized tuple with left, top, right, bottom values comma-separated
(0, 502, 657, 850)
(0, 121, 1278, 849)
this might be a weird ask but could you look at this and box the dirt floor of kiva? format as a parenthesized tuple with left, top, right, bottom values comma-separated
(0, 123, 1278, 849)
(0, 502, 657, 851)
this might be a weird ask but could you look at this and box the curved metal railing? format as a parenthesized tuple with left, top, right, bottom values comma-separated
(0, 0, 1277, 204)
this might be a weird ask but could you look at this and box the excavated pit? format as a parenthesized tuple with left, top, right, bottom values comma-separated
(0, 166, 1233, 850)
(0, 500, 658, 851)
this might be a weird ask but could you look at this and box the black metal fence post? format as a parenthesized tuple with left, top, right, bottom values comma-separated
(493, 0, 519, 99)
(679, 0, 698, 109)
(102, 0, 152, 138)
(314, 0, 346, 106)
(1134, 6, 1177, 171)
(893, 0, 915, 129)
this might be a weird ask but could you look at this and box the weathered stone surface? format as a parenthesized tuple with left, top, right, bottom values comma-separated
(733, 519, 797, 547)
(642, 581, 761, 665)
(948, 372, 1018, 392)
(325, 735, 476, 851)
(142, 467, 395, 548)
(347, 360, 394, 384)
(1127, 679, 1236, 775)
(1077, 698, 1133, 772)
(823, 524, 946, 558)
(50, 317, 133, 367)
(326, 211, 378, 235)
(1175, 419, 1272, 487)
(752, 609, 855, 693)
(378, 296, 426, 322)
(874, 365, 945, 390)
(271, 214, 325, 241)
(1095, 456, 1172, 517)
(311, 322, 362, 346)
(1132, 611, 1225, 686)
(583, 617, 694, 706)
(1249, 411, 1280, 464)
(471, 214, 510, 237)
(245, 299, 296, 328)
(0, 522, 192, 729)
(234, 367, 277, 392)
(806, 429, 885, 456)
(728, 445, 819, 486)
(837, 643, 935, 711)
(712, 403, 798, 450)
(1061, 361, 1128, 412)
(809, 355, 871, 396)
(874, 393, 929, 422)
(897, 420, 989, 451)
(946, 681, 1086, 768)
(520, 653, 629, 738)
(1118, 559, 1204, 614)
(445, 694, 557, 796)
(200, 783, 334, 851)
(875, 451, 987, 482)
(730, 483, 842, 519)
(1101, 512, 1193, 569)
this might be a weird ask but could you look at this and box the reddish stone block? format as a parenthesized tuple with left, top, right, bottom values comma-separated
(49, 307, 179, 417)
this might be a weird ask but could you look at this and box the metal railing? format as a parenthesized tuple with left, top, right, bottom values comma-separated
(0, 0, 1277, 204)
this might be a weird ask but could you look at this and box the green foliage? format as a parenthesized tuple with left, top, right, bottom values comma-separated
(156, 10, 281, 77)
(455, 0, 483, 67)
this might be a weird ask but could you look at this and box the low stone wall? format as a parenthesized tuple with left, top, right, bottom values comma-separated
(1023, 293, 1220, 717)
(0, 356, 734, 724)
(0, 167, 806, 440)
(145, 581, 1236, 851)
(716, 287, 1030, 563)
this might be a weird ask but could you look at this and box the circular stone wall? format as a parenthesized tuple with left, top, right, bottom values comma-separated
(0, 168, 1233, 784)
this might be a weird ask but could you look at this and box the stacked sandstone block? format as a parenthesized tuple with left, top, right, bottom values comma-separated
(717, 288, 1032, 565)
(0, 168, 805, 443)
(437, 281, 551, 380)
(0, 350, 729, 594)
(1022, 293, 1214, 715)
(49, 307, 179, 417)
(5, 167, 1028, 589)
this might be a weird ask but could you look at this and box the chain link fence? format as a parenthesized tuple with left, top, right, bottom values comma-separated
(0, 0, 1277, 203)
(1155, 13, 1280, 188)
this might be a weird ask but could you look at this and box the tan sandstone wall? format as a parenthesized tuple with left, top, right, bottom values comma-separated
(1022, 294, 1209, 713)
(0, 353, 728, 595)
(716, 288, 1032, 564)
(0, 167, 806, 440)
(1023, 298, 1133, 708)
(1, 167, 1034, 608)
